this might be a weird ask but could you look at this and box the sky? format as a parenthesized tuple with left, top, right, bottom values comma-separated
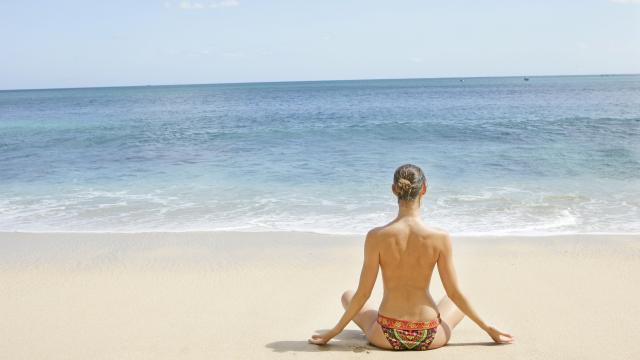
(1, 0, 639, 90)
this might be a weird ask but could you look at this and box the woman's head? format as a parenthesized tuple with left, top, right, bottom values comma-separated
(392, 164, 427, 202)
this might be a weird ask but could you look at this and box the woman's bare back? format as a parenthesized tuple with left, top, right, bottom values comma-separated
(376, 218, 447, 321)
(309, 164, 514, 348)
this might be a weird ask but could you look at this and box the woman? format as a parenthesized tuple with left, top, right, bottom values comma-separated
(308, 164, 514, 350)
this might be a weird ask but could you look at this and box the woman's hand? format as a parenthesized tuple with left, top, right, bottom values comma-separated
(308, 329, 339, 345)
(486, 326, 515, 344)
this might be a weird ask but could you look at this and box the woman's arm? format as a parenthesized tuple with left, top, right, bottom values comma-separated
(309, 230, 380, 345)
(437, 232, 514, 344)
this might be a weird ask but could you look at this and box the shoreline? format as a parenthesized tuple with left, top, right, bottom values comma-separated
(2, 229, 640, 237)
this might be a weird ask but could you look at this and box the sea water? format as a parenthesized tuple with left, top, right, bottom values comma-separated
(1, 75, 639, 235)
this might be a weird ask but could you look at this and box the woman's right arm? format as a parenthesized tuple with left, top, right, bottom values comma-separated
(437, 232, 514, 344)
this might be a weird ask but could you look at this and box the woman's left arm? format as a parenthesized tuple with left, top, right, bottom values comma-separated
(309, 230, 380, 345)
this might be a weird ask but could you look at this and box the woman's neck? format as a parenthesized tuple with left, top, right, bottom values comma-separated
(396, 200, 422, 219)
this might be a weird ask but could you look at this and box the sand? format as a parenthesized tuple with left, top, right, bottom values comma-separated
(1, 231, 639, 359)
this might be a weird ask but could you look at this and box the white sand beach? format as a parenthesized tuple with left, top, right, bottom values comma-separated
(1, 231, 639, 359)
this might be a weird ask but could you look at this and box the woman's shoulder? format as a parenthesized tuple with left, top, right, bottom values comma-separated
(365, 225, 385, 239)
(366, 222, 450, 239)
(363, 224, 397, 244)
(426, 225, 450, 237)
(423, 227, 453, 251)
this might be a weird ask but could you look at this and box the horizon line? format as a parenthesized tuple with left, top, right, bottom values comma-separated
(1, 72, 638, 92)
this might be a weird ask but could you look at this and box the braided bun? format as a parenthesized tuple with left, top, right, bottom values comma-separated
(393, 164, 426, 201)
(396, 178, 413, 193)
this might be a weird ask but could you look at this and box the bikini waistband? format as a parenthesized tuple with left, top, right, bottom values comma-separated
(377, 313, 441, 330)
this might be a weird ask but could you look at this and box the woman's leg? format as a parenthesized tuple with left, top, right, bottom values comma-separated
(340, 290, 392, 349)
(340, 290, 378, 332)
(429, 295, 465, 349)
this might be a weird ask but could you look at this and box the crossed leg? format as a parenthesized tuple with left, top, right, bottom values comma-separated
(340, 290, 465, 350)
(428, 296, 465, 349)
(340, 290, 391, 349)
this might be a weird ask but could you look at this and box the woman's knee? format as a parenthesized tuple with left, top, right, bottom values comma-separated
(429, 323, 452, 349)
(429, 323, 451, 349)
(341, 289, 355, 308)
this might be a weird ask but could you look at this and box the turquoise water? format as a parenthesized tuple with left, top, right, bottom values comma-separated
(1, 75, 639, 234)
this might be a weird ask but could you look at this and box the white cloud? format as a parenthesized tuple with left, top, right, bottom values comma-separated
(409, 57, 424, 63)
(609, 0, 640, 4)
(167, 0, 240, 10)
(209, 0, 240, 8)
(179, 2, 202, 9)
(222, 51, 245, 58)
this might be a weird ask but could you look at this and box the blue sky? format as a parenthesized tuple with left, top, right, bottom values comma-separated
(1, 0, 639, 89)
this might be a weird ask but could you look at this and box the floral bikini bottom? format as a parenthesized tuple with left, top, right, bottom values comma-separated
(377, 313, 441, 351)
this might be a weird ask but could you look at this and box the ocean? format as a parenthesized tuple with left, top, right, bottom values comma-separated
(1, 75, 639, 235)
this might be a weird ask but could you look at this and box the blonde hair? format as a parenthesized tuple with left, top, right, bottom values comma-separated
(393, 164, 426, 201)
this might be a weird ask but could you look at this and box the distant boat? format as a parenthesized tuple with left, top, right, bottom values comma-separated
(459, 79, 465, 82)
(523, 77, 530, 81)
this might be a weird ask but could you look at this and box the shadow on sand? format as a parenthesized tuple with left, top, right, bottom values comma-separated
(446, 341, 502, 347)
(266, 329, 377, 353)
(266, 329, 502, 353)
